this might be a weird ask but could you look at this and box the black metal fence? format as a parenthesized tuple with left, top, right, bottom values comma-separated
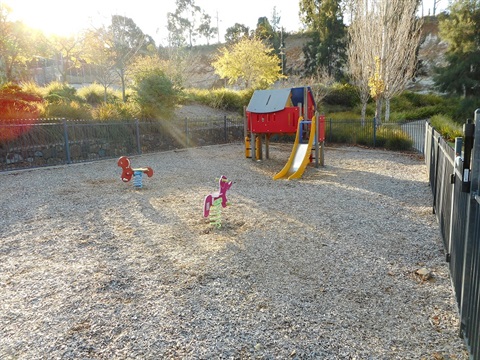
(0, 117, 245, 171)
(325, 118, 425, 154)
(1, 116, 427, 172)
(425, 110, 480, 359)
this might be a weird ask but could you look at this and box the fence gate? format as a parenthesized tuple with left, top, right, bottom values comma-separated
(427, 109, 480, 359)
(459, 109, 480, 359)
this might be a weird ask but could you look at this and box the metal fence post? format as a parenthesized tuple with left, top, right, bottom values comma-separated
(135, 119, 141, 155)
(224, 115, 227, 142)
(459, 109, 480, 344)
(63, 118, 71, 164)
(447, 137, 464, 263)
(329, 118, 332, 142)
(315, 112, 319, 168)
(185, 118, 189, 147)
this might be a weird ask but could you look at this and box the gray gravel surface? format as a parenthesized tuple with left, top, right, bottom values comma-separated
(0, 144, 468, 359)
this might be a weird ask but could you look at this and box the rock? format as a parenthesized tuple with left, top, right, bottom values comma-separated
(254, 343, 263, 351)
(416, 267, 433, 280)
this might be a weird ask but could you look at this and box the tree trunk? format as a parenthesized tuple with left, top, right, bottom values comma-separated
(375, 97, 383, 125)
(119, 69, 126, 103)
(361, 101, 367, 127)
(103, 85, 108, 103)
(385, 98, 390, 122)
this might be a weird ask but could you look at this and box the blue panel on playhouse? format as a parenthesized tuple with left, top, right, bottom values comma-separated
(291, 86, 316, 109)
(246, 88, 292, 113)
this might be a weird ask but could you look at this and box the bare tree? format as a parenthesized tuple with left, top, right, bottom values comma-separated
(347, 0, 379, 125)
(419, 0, 442, 17)
(347, 0, 422, 123)
(305, 67, 336, 110)
(381, 0, 422, 121)
(48, 34, 85, 84)
(342, 0, 358, 24)
(84, 28, 119, 102)
(433, 0, 442, 16)
(157, 46, 204, 88)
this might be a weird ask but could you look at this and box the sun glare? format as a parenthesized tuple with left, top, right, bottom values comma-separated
(3, 0, 102, 38)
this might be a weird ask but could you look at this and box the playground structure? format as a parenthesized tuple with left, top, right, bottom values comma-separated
(203, 175, 233, 221)
(245, 86, 325, 180)
(117, 156, 154, 188)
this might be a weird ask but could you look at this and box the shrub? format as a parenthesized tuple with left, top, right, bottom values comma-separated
(323, 83, 359, 108)
(182, 88, 251, 114)
(44, 82, 83, 104)
(327, 111, 362, 121)
(92, 102, 140, 121)
(399, 91, 443, 107)
(209, 88, 249, 112)
(77, 84, 121, 106)
(325, 118, 413, 151)
(454, 97, 480, 123)
(133, 69, 179, 119)
(20, 81, 46, 99)
(0, 82, 44, 119)
(429, 114, 463, 142)
(44, 100, 92, 120)
(402, 104, 446, 120)
(379, 128, 413, 151)
(326, 119, 374, 145)
(183, 88, 210, 104)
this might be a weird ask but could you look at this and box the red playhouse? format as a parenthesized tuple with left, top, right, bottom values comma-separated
(245, 86, 325, 180)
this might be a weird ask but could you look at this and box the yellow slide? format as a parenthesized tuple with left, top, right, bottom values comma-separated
(273, 116, 316, 180)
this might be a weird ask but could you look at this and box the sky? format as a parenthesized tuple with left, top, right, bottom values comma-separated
(2, 0, 448, 46)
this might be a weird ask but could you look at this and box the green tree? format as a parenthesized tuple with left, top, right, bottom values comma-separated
(224, 23, 250, 44)
(299, 0, 346, 79)
(132, 66, 178, 119)
(255, 16, 286, 74)
(255, 17, 275, 42)
(212, 37, 284, 89)
(167, 0, 215, 47)
(270, 6, 281, 32)
(435, 0, 480, 97)
(197, 13, 217, 45)
(0, 4, 34, 83)
(108, 15, 155, 102)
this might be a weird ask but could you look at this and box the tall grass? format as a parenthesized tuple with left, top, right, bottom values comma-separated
(92, 102, 140, 121)
(44, 100, 93, 120)
(429, 114, 463, 142)
(77, 84, 122, 105)
(183, 88, 252, 113)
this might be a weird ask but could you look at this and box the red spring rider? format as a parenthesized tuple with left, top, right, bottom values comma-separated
(117, 156, 153, 188)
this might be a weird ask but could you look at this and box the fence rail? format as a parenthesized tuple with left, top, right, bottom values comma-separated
(324, 118, 425, 153)
(1, 116, 426, 172)
(0, 117, 245, 171)
(425, 110, 480, 359)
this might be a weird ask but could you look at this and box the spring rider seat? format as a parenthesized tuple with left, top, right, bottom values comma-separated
(117, 156, 153, 188)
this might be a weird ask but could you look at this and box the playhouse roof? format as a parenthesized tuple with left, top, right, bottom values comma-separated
(246, 88, 292, 114)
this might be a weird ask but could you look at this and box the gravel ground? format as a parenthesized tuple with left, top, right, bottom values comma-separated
(0, 143, 469, 359)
